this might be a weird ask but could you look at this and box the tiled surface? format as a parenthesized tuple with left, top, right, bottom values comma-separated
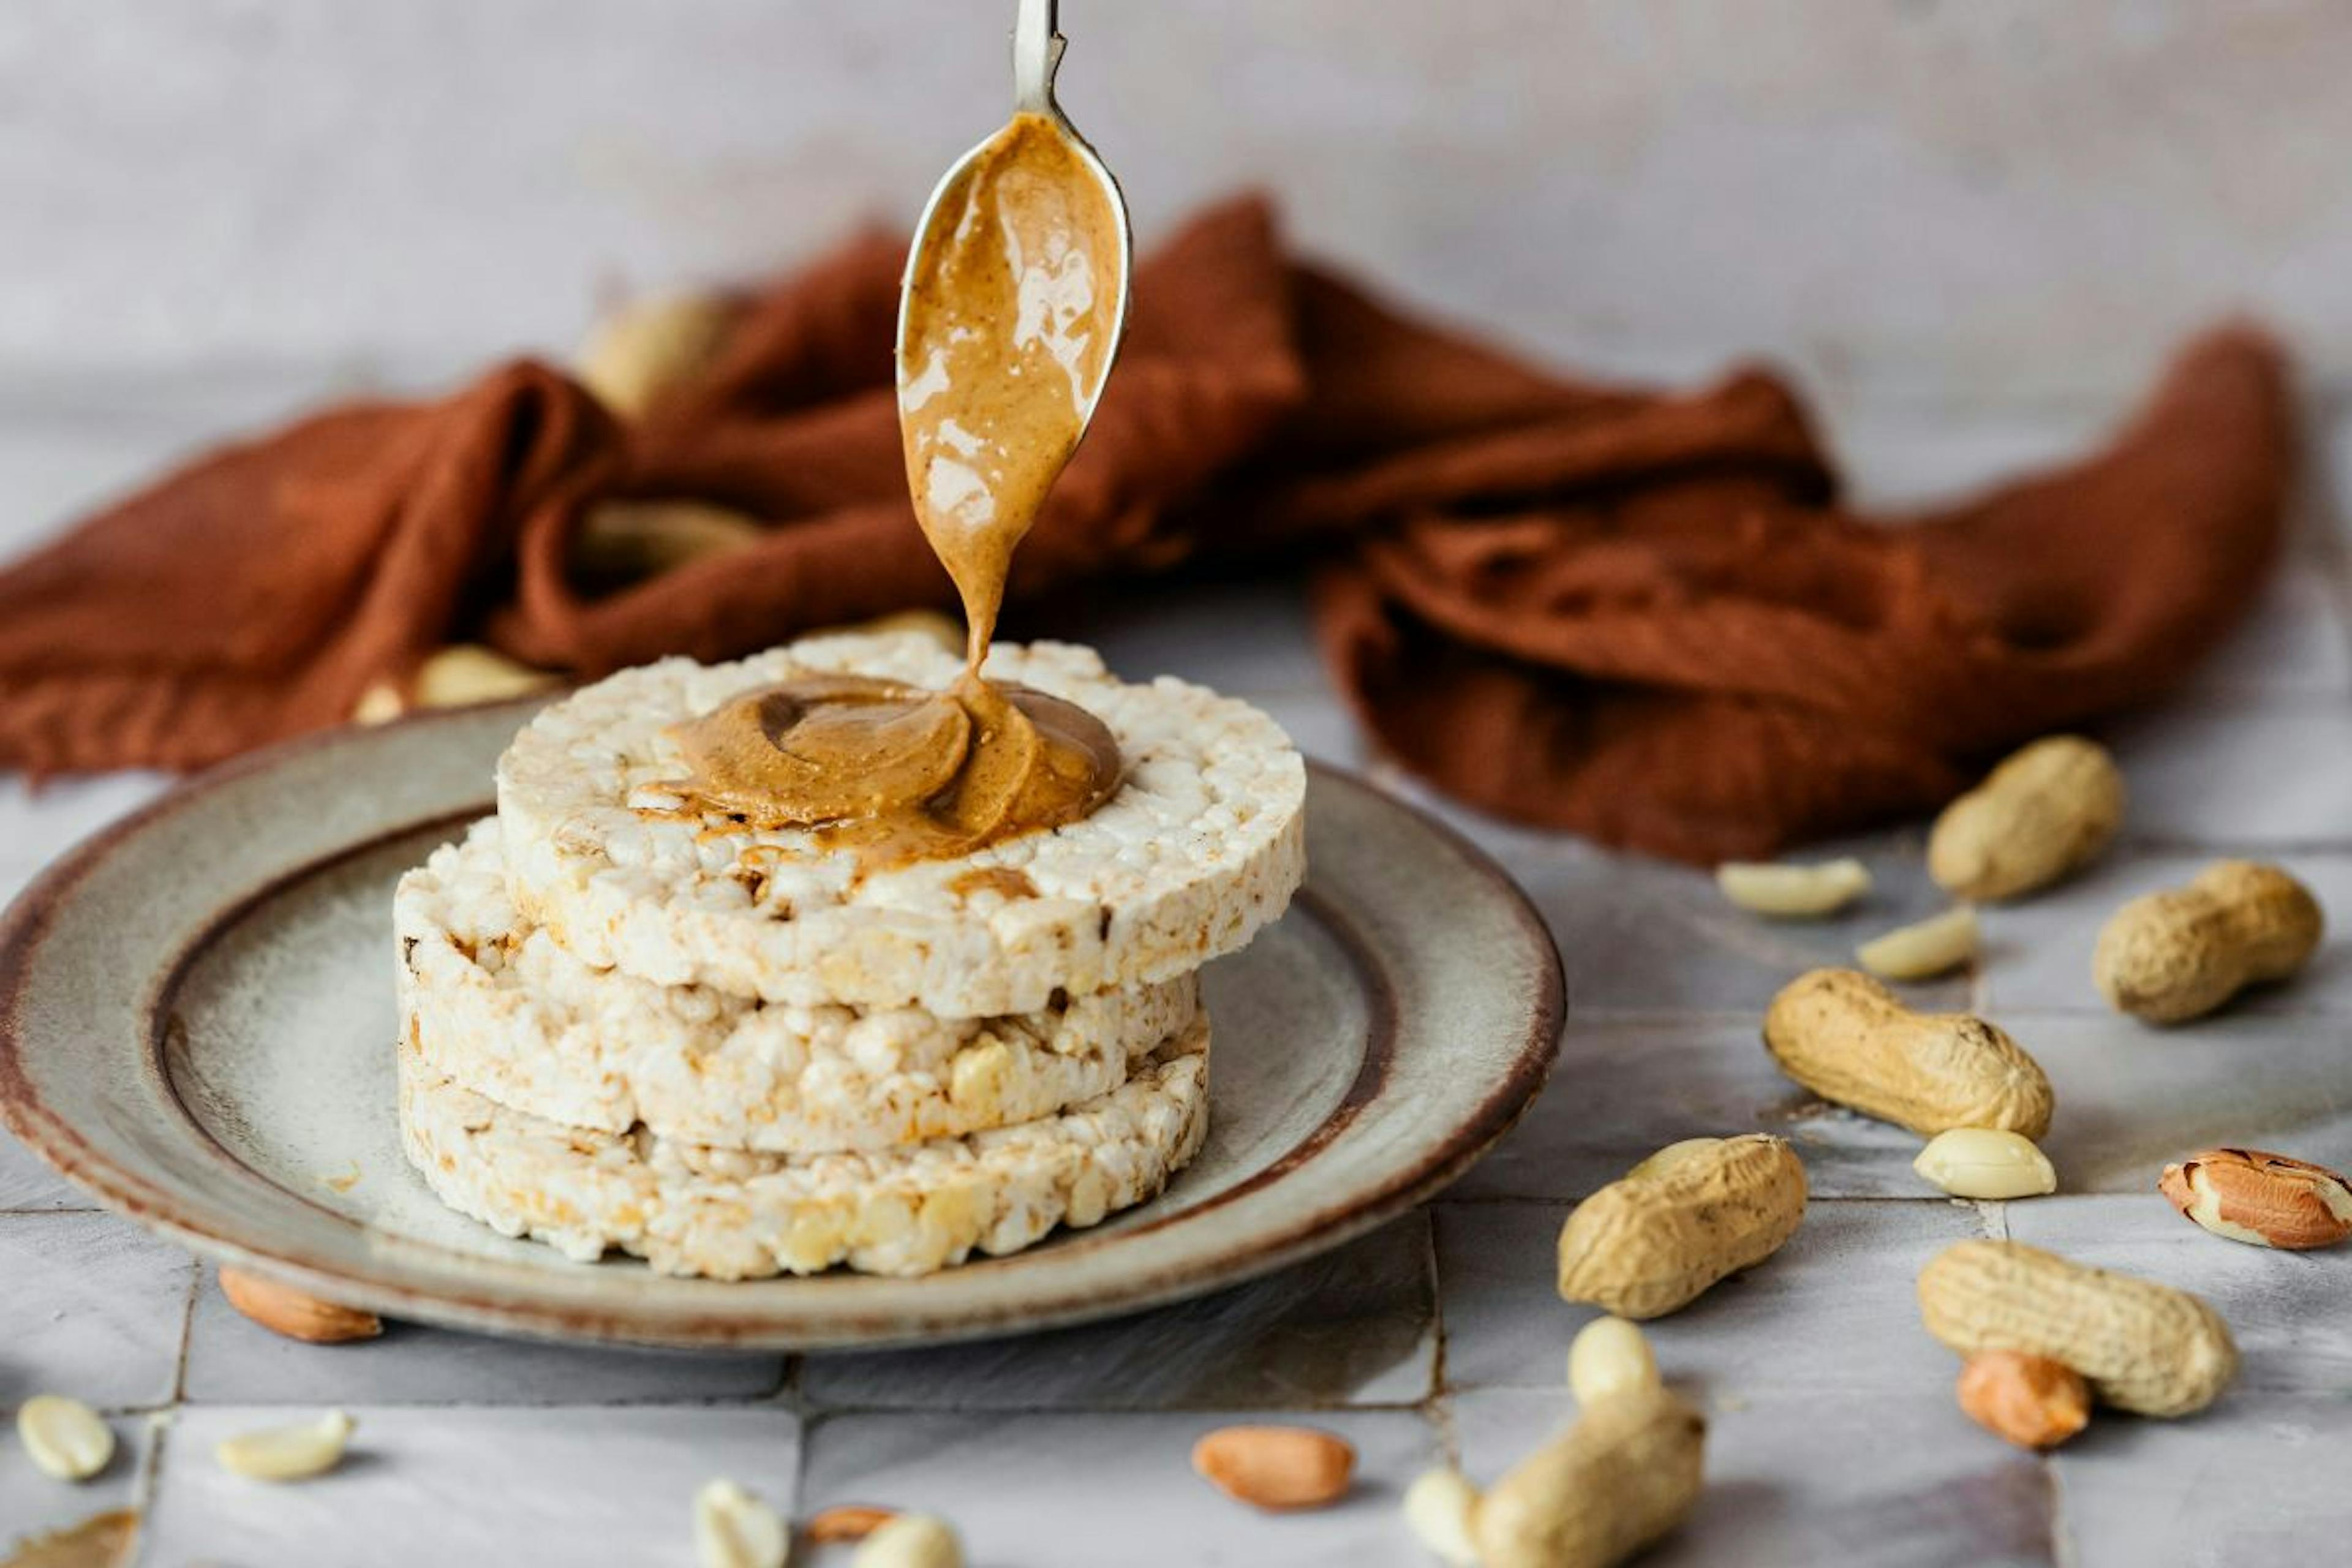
(1, 407, 2350, 1563)
(802, 1215, 1436, 1412)
(180, 1270, 787, 1407)
(143, 1406, 800, 1566)
(0, 1215, 195, 1412)
(798, 1408, 1442, 1568)
(1455, 1389, 2058, 1567)
(0, 1411, 156, 1554)
(1978, 849, 2352, 1015)
(1435, 1200, 1987, 1398)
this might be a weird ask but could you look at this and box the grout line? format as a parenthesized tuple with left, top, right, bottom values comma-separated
(129, 1408, 172, 1568)
(1421, 1205, 1450, 1403)
(2045, 1448, 2078, 1568)
(166, 1262, 200, 1404)
(1420, 1390, 1464, 1469)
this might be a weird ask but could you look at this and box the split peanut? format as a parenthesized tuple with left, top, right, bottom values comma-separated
(853, 1512, 964, 1568)
(16, 1395, 114, 1482)
(1956, 1351, 2090, 1450)
(2095, 861, 2324, 1023)
(1471, 1384, 1706, 1568)
(1928, 736, 2124, 900)
(805, 1504, 897, 1543)
(1191, 1425, 1355, 1510)
(1764, 969, 2053, 1139)
(1567, 1316, 1661, 1405)
(214, 1410, 356, 1482)
(1401, 1468, 1482, 1567)
(1912, 1128, 2056, 1200)
(1715, 859, 1871, 917)
(1856, 906, 1979, 981)
(1555, 1134, 1806, 1320)
(1917, 1240, 2236, 1417)
(219, 1268, 383, 1344)
(2159, 1147, 2352, 1250)
(693, 1478, 788, 1568)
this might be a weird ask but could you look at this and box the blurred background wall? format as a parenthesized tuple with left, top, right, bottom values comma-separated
(2, 1, 2346, 444)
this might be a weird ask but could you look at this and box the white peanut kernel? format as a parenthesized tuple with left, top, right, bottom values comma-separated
(1401, 1467, 1481, 1566)
(692, 1477, 788, 1568)
(213, 1410, 355, 1481)
(1567, 1316, 1662, 1405)
(1914, 1128, 2057, 1199)
(854, 1512, 964, 1568)
(1716, 859, 1872, 917)
(17, 1395, 115, 1482)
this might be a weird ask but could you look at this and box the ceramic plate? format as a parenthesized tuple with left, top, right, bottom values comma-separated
(0, 702, 1561, 1349)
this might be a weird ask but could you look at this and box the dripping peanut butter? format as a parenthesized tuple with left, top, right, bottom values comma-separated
(666, 111, 1127, 867)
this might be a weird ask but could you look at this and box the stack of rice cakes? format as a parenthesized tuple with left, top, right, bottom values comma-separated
(394, 630, 1306, 1279)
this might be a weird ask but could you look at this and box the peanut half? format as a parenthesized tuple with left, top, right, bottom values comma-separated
(1918, 1240, 2236, 1417)
(2095, 861, 2324, 1024)
(1567, 1316, 1662, 1405)
(1715, 858, 1871, 917)
(1856, 906, 1980, 981)
(17, 1395, 115, 1482)
(2158, 1147, 2352, 1250)
(1556, 1135, 1807, 1320)
(693, 1478, 788, 1568)
(1191, 1425, 1355, 1511)
(853, 1513, 964, 1568)
(1401, 1468, 1482, 1568)
(214, 1411, 356, 1482)
(805, 1504, 898, 1543)
(1956, 1351, 2090, 1450)
(219, 1268, 382, 1344)
(1912, 1128, 2057, 1200)
(1471, 1384, 1706, 1568)
(1764, 969, 2054, 1139)
(1928, 735, 2124, 901)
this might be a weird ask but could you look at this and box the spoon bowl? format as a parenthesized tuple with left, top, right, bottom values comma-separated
(897, 0, 1133, 429)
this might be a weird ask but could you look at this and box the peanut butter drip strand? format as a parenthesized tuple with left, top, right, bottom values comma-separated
(663, 112, 1125, 869)
(898, 110, 1125, 673)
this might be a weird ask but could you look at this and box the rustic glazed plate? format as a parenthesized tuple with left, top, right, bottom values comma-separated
(0, 702, 1561, 1349)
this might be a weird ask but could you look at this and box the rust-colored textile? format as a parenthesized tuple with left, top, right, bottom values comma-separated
(0, 198, 2294, 861)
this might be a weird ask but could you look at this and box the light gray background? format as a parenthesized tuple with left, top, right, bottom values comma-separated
(5, 6, 2352, 1566)
(5, 1, 2349, 414)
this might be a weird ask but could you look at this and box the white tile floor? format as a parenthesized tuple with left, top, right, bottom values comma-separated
(1, 402, 2350, 1563)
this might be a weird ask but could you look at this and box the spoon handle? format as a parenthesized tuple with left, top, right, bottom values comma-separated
(1013, 0, 1065, 115)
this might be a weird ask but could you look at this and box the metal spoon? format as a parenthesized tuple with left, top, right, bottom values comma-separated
(898, 0, 1134, 425)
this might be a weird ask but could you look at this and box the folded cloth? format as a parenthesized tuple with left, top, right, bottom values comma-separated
(0, 198, 2293, 862)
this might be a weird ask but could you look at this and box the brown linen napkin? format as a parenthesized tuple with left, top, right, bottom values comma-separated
(0, 198, 2293, 862)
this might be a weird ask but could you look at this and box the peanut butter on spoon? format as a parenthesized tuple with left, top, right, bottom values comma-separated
(666, 10, 1131, 871)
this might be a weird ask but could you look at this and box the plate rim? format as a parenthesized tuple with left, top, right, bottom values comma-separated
(0, 703, 1564, 1348)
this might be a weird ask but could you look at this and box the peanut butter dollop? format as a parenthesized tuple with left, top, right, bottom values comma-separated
(665, 111, 1126, 867)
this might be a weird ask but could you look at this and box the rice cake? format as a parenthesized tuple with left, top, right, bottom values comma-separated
(496, 632, 1305, 1016)
(396, 1009, 1212, 1280)
(399, 820, 1198, 1153)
